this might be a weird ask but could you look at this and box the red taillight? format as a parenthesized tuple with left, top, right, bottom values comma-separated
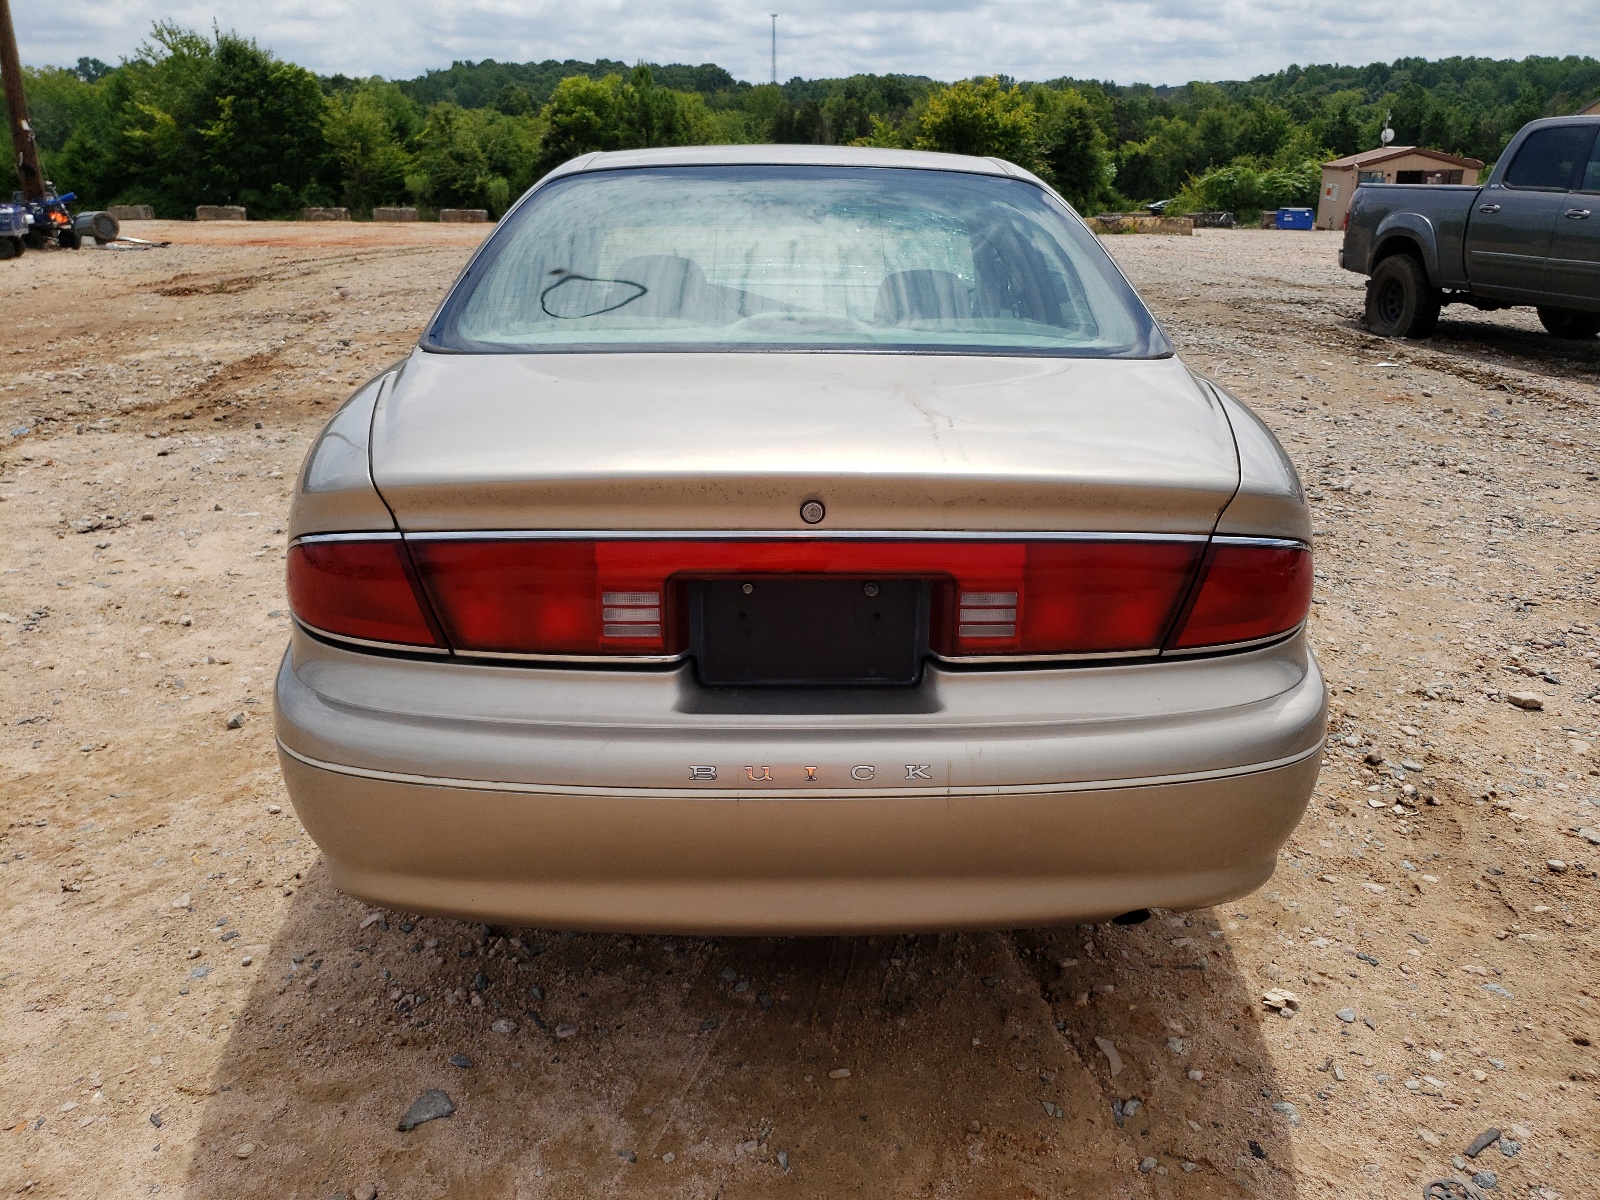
(290, 535, 1308, 659)
(1002, 540, 1202, 656)
(1171, 542, 1312, 650)
(404, 537, 1206, 658)
(287, 539, 440, 647)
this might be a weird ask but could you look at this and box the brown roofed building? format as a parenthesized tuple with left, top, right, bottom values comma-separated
(1316, 146, 1484, 230)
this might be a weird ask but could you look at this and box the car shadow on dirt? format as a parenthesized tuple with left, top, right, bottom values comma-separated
(184, 865, 1300, 1198)
(1415, 316, 1600, 375)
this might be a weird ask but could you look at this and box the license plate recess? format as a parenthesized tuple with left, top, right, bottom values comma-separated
(691, 577, 928, 686)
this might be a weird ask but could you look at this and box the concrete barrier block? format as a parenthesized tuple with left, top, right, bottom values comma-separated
(195, 205, 247, 221)
(1087, 214, 1193, 236)
(372, 207, 419, 222)
(1145, 216, 1194, 236)
(106, 204, 155, 221)
(439, 209, 490, 224)
(301, 207, 350, 221)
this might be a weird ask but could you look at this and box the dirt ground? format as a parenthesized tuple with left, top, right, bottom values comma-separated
(2, 221, 1598, 1200)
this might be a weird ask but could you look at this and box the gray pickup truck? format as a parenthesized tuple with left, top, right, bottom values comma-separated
(1342, 115, 1600, 339)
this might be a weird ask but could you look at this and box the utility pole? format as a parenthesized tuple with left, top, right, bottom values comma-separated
(770, 14, 777, 85)
(0, 0, 46, 201)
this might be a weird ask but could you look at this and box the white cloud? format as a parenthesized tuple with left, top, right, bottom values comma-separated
(21, 0, 1597, 86)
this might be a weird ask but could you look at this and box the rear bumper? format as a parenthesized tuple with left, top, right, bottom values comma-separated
(275, 630, 1325, 933)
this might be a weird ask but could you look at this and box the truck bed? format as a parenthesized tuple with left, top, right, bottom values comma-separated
(1341, 183, 1481, 288)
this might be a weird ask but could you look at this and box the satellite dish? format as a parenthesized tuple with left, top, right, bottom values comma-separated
(1380, 126, 1395, 145)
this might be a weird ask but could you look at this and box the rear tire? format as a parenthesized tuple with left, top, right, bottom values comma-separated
(1364, 254, 1441, 338)
(1537, 307, 1600, 339)
(57, 228, 81, 250)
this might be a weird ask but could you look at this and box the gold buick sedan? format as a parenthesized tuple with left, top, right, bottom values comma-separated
(275, 145, 1324, 934)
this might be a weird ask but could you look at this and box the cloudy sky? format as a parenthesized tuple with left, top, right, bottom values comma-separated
(19, 0, 1599, 85)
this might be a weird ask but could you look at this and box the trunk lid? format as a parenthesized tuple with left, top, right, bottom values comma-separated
(370, 351, 1239, 534)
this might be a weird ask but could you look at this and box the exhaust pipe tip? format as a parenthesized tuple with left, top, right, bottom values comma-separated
(1111, 908, 1151, 926)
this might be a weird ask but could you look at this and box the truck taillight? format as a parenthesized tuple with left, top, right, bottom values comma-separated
(287, 535, 1309, 660)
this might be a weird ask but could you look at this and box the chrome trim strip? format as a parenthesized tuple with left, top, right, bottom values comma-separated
(294, 617, 451, 656)
(1210, 536, 1309, 551)
(277, 738, 1323, 800)
(290, 530, 402, 547)
(932, 647, 1158, 664)
(290, 531, 1306, 548)
(400, 529, 1214, 543)
(452, 647, 690, 665)
(296, 624, 1302, 667)
(1159, 622, 1306, 658)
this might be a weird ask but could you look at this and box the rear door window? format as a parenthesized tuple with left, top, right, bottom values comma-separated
(1505, 126, 1593, 190)
(1578, 128, 1600, 193)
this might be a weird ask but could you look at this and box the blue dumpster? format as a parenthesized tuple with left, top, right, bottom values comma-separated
(1275, 207, 1314, 230)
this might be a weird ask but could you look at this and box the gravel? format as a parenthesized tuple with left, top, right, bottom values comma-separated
(6, 224, 1599, 1200)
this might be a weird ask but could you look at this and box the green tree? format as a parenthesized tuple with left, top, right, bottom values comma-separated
(50, 24, 334, 215)
(849, 115, 909, 148)
(1314, 96, 1364, 157)
(494, 84, 535, 116)
(537, 73, 624, 169)
(1030, 86, 1113, 211)
(414, 103, 541, 213)
(1114, 116, 1202, 201)
(1172, 156, 1320, 217)
(74, 57, 113, 83)
(1234, 98, 1293, 159)
(534, 67, 718, 176)
(323, 81, 419, 210)
(913, 77, 1047, 174)
(24, 46, 1600, 214)
(619, 66, 707, 148)
(1, 66, 103, 158)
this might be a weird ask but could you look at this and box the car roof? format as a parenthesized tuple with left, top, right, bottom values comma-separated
(544, 143, 1036, 182)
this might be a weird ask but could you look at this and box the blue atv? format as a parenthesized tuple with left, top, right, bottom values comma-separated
(1, 191, 119, 258)
(16, 190, 80, 250)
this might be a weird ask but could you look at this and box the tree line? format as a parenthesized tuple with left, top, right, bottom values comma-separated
(6, 26, 1599, 221)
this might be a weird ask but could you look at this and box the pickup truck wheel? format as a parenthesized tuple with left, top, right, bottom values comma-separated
(1365, 254, 1440, 338)
(1537, 307, 1600, 339)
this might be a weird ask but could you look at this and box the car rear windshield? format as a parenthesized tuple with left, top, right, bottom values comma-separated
(426, 165, 1165, 357)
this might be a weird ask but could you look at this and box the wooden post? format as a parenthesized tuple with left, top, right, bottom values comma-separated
(0, 0, 46, 202)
